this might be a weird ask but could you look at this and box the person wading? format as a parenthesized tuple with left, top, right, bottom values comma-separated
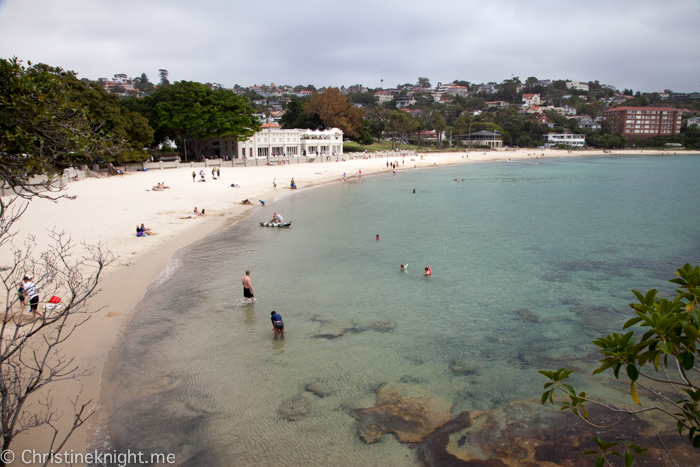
(242, 270, 255, 303)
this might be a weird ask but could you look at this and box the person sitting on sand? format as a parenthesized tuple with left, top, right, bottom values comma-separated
(194, 207, 200, 216)
(241, 199, 251, 205)
(424, 266, 432, 276)
(271, 311, 284, 337)
(139, 223, 155, 235)
(136, 225, 147, 237)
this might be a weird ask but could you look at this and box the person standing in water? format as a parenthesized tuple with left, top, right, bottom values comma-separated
(271, 311, 284, 337)
(424, 266, 432, 276)
(242, 270, 255, 303)
(376, 234, 380, 241)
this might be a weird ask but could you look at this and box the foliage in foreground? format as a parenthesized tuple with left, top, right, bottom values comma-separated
(540, 264, 700, 465)
(1, 57, 151, 173)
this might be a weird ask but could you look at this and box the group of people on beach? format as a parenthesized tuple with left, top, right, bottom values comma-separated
(150, 182, 170, 191)
(136, 223, 155, 237)
(193, 168, 221, 182)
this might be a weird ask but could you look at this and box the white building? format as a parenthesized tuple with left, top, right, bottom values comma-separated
(396, 96, 417, 107)
(687, 116, 700, 128)
(374, 91, 393, 104)
(566, 81, 589, 92)
(445, 85, 469, 97)
(522, 93, 541, 106)
(229, 123, 344, 159)
(543, 132, 585, 148)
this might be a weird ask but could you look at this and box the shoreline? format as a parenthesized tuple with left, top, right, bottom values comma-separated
(6, 148, 697, 457)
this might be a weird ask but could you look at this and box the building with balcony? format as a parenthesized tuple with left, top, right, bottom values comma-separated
(200, 124, 343, 159)
(457, 130, 503, 149)
(374, 91, 393, 104)
(566, 81, 589, 92)
(543, 132, 585, 147)
(602, 106, 682, 139)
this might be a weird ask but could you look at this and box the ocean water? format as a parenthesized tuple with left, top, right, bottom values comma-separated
(100, 155, 700, 466)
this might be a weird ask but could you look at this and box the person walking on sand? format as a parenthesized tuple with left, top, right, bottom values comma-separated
(273, 178, 277, 189)
(271, 311, 284, 337)
(217, 168, 220, 178)
(242, 270, 255, 303)
(23, 274, 40, 319)
(192, 171, 196, 182)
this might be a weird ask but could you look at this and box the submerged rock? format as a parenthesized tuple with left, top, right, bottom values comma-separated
(277, 394, 311, 421)
(359, 321, 396, 333)
(315, 319, 356, 338)
(414, 399, 699, 467)
(450, 361, 477, 376)
(305, 382, 333, 398)
(516, 309, 539, 324)
(352, 382, 452, 444)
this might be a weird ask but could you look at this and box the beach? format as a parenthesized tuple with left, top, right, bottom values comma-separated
(2, 147, 687, 459)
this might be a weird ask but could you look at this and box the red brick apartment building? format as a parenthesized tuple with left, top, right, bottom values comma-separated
(602, 106, 682, 139)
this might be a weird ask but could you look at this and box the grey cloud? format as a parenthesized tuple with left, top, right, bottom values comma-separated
(0, 0, 698, 91)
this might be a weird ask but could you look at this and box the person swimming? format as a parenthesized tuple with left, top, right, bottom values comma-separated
(424, 266, 432, 276)
(376, 234, 380, 241)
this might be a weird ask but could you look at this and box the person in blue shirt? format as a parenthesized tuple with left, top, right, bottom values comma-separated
(271, 311, 284, 337)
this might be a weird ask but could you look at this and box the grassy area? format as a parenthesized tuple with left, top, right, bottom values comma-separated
(343, 141, 472, 153)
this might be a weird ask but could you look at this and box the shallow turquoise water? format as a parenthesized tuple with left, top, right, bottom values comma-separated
(103, 155, 700, 466)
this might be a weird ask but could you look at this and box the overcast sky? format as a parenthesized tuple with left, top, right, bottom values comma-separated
(1, 0, 698, 92)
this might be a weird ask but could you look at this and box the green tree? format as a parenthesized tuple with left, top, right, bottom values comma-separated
(1, 57, 131, 181)
(540, 264, 700, 459)
(386, 111, 418, 150)
(64, 78, 153, 161)
(365, 106, 390, 143)
(452, 114, 468, 148)
(141, 81, 260, 159)
(280, 98, 323, 130)
(432, 113, 447, 148)
(158, 69, 169, 86)
(417, 77, 431, 88)
(134, 73, 154, 93)
(501, 76, 521, 103)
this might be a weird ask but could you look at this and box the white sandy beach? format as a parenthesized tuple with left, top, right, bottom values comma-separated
(2, 147, 687, 459)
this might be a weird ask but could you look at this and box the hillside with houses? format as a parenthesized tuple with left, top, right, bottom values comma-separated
(96, 72, 700, 151)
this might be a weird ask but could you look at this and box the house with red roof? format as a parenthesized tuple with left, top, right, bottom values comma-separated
(522, 93, 541, 106)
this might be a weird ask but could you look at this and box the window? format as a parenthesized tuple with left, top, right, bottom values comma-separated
(258, 147, 269, 157)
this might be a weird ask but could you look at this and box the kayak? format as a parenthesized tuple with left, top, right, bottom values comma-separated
(260, 221, 293, 227)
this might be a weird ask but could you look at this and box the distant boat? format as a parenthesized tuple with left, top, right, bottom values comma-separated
(260, 221, 293, 228)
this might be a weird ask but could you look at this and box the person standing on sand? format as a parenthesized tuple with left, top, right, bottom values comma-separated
(273, 178, 277, 189)
(242, 270, 255, 303)
(192, 171, 196, 182)
(23, 274, 40, 319)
